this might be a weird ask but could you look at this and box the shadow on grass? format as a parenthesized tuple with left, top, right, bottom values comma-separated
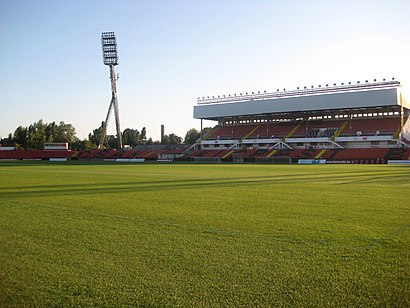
(1, 169, 409, 199)
(5, 197, 409, 252)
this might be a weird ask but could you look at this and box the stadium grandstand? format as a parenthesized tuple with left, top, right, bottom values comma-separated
(192, 79, 410, 163)
(1, 79, 409, 164)
(0, 144, 189, 162)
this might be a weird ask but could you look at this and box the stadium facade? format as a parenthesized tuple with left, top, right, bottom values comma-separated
(191, 79, 410, 163)
(1, 79, 410, 164)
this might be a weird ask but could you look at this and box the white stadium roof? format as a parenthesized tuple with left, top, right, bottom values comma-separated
(194, 80, 408, 120)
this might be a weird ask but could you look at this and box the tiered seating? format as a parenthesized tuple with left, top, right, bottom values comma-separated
(248, 125, 269, 138)
(76, 150, 91, 158)
(289, 124, 307, 137)
(186, 150, 205, 158)
(121, 151, 138, 158)
(153, 150, 166, 158)
(404, 148, 410, 160)
(216, 149, 235, 159)
(252, 123, 297, 138)
(292, 120, 344, 138)
(207, 126, 234, 139)
(319, 149, 338, 159)
(45, 150, 75, 158)
(208, 123, 300, 139)
(241, 149, 257, 158)
(77, 150, 103, 160)
(132, 150, 156, 158)
(203, 150, 223, 157)
(1, 145, 407, 164)
(251, 149, 269, 157)
(231, 125, 257, 138)
(286, 149, 304, 158)
(77, 149, 168, 160)
(384, 148, 410, 160)
(206, 120, 350, 140)
(341, 118, 399, 136)
(333, 148, 389, 160)
(108, 150, 123, 158)
(169, 148, 185, 154)
(287, 149, 321, 159)
(183, 149, 234, 159)
(309, 127, 338, 138)
(0, 150, 75, 160)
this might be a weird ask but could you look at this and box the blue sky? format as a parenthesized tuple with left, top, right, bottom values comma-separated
(1, 0, 409, 141)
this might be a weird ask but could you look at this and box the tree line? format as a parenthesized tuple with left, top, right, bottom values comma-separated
(0, 120, 206, 150)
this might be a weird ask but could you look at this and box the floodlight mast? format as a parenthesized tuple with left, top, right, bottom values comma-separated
(99, 32, 123, 149)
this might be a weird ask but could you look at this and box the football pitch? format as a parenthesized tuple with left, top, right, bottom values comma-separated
(0, 161, 409, 306)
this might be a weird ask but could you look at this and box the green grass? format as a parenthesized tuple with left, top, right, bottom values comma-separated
(0, 161, 409, 306)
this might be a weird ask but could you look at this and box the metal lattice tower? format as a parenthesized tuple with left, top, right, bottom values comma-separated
(99, 32, 123, 149)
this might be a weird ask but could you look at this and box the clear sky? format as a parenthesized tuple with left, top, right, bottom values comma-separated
(1, 0, 409, 141)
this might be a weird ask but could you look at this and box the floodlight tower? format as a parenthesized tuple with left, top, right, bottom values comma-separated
(99, 32, 123, 149)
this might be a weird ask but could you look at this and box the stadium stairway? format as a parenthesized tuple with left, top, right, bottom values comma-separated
(314, 149, 327, 159)
(202, 126, 220, 140)
(285, 124, 301, 138)
(195, 150, 224, 158)
(144, 150, 160, 159)
(243, 125, 261, 139)
(187, 150, 205, 158)
(121, 151, 138, 158)
(394, 127, 401, 139)
(266, 149, 278, 158)
(220, 150, 235, 159)
(320, 149, 338, 160)
(332, 120, 349, 138)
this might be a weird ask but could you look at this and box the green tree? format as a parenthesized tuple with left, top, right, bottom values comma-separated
(122, 128, 140, 147)
(162, 133, 182, 145)
(201, 127, 214, 139)
(1, 133, 14, 145)
(45, 122, 57, 142)
(122, 127, 148, 147)
(184, 128, 200, 144)
(107, 135, 118, 149)
(55, 122, 76, 143)
(27, 120, 47, 149)
(140, 127, 147, 143)
(13, 126, 28, 148)
(71, 138, 96, 151)
(6, 120, 77, 149)
(89, 122, 105, 147)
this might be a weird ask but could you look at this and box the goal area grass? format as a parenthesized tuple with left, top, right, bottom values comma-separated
(0, 161, 409, 306)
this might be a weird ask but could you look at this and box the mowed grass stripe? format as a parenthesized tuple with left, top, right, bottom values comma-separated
(1, 199, 407, 306)
(1, 168, 409, 195)
(3, 198, 408, 251)
(0, 162, 409, 306)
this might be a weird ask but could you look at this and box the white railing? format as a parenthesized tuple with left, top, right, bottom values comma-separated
(197, 80, 400, 105)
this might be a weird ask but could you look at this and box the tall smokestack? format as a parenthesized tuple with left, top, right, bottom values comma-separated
(161, 125, 165, 143)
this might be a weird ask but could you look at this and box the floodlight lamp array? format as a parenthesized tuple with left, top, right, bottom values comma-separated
(197, 78, 400, 105)
(102, 32, 118, 66)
